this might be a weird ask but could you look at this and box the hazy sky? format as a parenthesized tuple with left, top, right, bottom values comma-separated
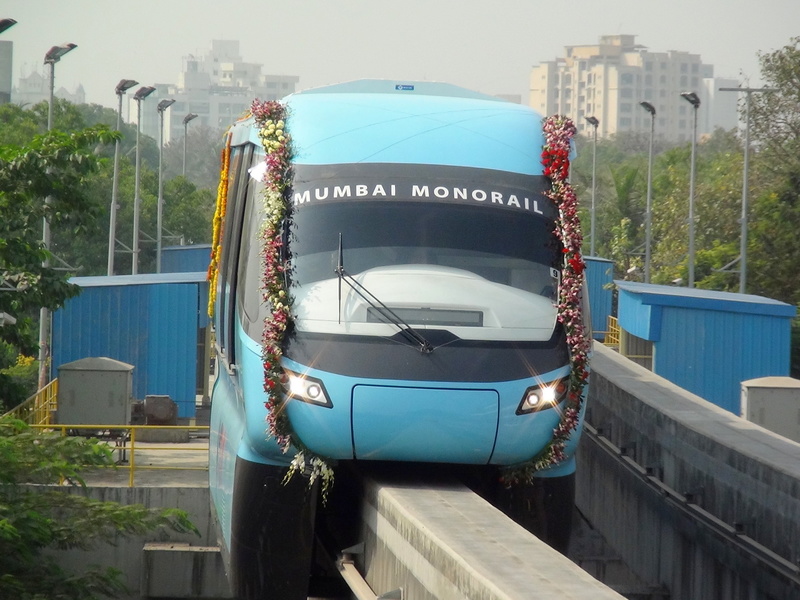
(4, 0, 798, 110)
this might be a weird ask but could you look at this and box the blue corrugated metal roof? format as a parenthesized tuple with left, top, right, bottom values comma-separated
(71, 271, 208, 287)
(614, 280, 795, 414)
(615, 280, 797, 318)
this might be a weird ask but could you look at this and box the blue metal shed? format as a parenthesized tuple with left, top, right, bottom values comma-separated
(615, 280, 797, 414)
(584, 256, 614, 340)
(52, 272, 209, 419)
(162, 244, 212, 274)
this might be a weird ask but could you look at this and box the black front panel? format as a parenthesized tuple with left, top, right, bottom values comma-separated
(284, 325, 569, 382)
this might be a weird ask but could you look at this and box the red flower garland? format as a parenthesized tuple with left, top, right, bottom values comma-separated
(502, 115, 590, 483)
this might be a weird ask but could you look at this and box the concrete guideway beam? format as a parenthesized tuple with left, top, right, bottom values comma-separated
(357, 475, 625, 600)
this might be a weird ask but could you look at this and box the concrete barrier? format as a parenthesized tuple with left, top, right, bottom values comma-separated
(142, 543, 230, 599)
(44, 486, 232, 600)
(358, 475, 625, 600)
(580, 343, 800, 599)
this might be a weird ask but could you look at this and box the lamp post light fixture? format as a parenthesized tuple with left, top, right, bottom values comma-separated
(38, 42, 77, 389)
(640, 101, 656, 283)
(156, 98, 176, 273)
(182, 112, 198, 177)
(44, 43, 77, 130)
(584, 116, 599, 257)
(0, 18, 17, 34)
(131, 85, 156, 274)
(107, 78, 139, 276)
(680, 91, 700, 288)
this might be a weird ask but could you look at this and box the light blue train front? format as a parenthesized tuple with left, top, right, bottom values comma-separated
(213, 80, 583, 475)
(208, 80, 588, 598)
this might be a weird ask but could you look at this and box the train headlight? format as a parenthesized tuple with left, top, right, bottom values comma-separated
(283, 370, 333, 408)
(515, 379, 567, 415)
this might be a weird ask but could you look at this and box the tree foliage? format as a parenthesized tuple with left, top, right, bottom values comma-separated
(0, 416, 198, 599)
(0, 125, 117, 357)
(0, 98, 221, 407)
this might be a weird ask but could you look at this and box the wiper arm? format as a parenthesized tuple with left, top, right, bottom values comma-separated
(335, 233, 433, 354)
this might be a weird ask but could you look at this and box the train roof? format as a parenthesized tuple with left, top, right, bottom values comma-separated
(229, 79, 548, 176)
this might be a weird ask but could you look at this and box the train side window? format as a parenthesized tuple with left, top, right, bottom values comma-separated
(237, 175, 264, 339)
(215, 149, 240, 359)
(214, 148, 240, 356)
(217, 144, 254, 366)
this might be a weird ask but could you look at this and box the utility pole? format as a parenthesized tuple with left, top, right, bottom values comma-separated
(718, 86, 777, 294)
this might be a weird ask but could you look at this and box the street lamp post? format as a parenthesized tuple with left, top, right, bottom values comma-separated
(131, 86, 156, 274)
(107, 78, 138, 276)
(719, 87, 777, 294)
(680, 91, 700, 288)
(585, 116, 599, 257)
(640, 101, 656, 283)
(38, 42, 77, 388)
(182, 113, 198, 177)
(156, 98, 176, 273)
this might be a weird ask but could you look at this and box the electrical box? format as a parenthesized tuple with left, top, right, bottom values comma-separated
(741, 377, 800, 443)
(57, 357, 134, 426)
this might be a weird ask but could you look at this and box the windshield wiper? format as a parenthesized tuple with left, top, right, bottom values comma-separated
(335, 233, 434, 354)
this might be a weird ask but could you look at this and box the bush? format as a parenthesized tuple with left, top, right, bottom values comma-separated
(0, 416, 199, 599)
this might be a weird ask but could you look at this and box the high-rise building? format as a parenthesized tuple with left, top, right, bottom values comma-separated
(529, 35, 738, 142)
(131, 40, 300, 143)
(11, 67, 86, 107)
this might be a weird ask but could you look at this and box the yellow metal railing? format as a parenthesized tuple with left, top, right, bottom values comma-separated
(30, 424, 209, 487)
(603, 315, 621, 349)
(3, 379, 58, 425)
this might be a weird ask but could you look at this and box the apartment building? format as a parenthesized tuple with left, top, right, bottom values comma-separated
(529, 35, 738, 142)
(132, 40, 300, 143)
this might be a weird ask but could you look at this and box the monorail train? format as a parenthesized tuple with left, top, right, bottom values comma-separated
(208, 79, 589, 599)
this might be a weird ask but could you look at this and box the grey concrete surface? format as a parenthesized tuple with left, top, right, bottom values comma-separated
(358, 476, 626, 600)
(579, 342, 800, 599)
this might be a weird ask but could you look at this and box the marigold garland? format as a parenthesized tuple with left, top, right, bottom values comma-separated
(207, 132, 232, 317)
(252, 99, 334, 497)
(501, 115, 590, 485)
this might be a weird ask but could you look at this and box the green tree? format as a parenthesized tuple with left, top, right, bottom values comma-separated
(163, 123, 227, 191)
(750, 37, 800, 180)
(745, 36, 800, 304)
(0, 126, 118, 351)
(163, 177, 215, 245)
(0, 416, 198, 599)
(605, 164, 643, 276)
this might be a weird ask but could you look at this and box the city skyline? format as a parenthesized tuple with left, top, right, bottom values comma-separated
(3, 0, 799, 111)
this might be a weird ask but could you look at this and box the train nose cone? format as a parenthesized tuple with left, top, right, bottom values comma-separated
(351, 385, 498, 463)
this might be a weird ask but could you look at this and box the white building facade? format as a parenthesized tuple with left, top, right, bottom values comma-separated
(131, 40, 299, 144)
(529, 35, 739, 143)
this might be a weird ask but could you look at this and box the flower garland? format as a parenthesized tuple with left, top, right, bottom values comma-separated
(501, 115, 590, 485)
(247, 104, 586, 492)
(207, 133, 232, 317)
(251, 99, 334, 497)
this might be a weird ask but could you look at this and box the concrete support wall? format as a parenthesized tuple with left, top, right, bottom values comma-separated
(44, 486, 231, 599)
(578, 343, 800, 599)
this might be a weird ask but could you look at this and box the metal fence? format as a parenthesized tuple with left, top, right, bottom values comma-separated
(30, 424, 209, 487)
(3, 378, 58, 425)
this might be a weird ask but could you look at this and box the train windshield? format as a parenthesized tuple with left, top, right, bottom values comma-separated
(286, 200, 562, 342)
